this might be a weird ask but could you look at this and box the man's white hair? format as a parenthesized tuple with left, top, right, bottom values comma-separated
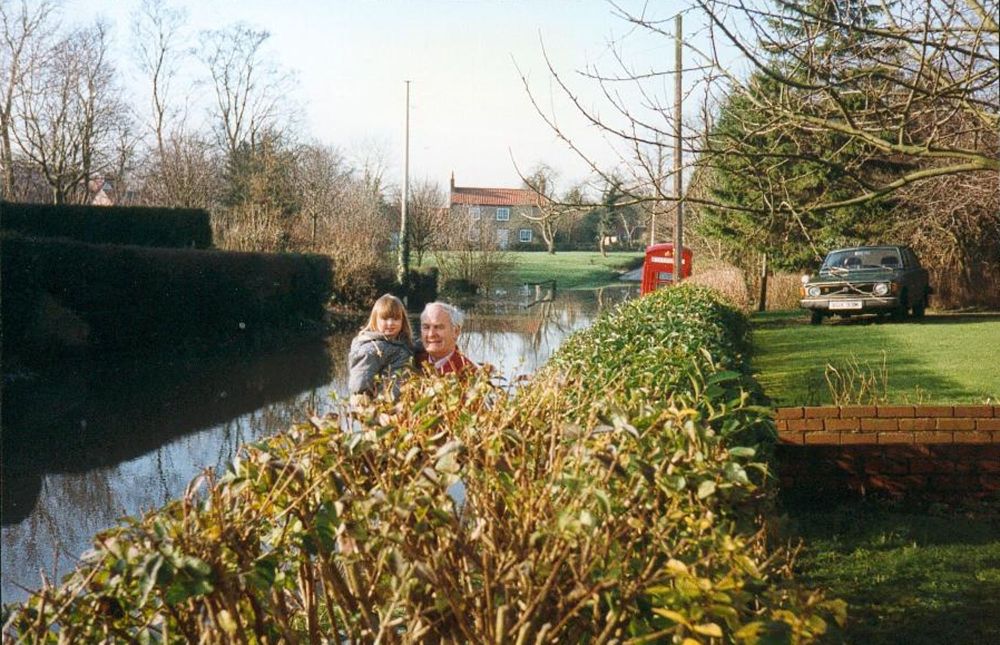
(421, 301, 464, 329)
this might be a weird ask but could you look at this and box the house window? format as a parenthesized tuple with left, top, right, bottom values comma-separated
(469, 206, 481, 220)
(497, 228, 509, 249)
(519, 228, 533, 243)
(496, 207, 510, 221)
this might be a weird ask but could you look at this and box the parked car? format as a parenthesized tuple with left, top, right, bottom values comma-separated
(800, 245, 931, 324)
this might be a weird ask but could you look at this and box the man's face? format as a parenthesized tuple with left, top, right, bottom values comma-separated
(421, 306, 458, 360)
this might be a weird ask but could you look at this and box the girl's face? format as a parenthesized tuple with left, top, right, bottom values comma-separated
(376, 314, 403, 337)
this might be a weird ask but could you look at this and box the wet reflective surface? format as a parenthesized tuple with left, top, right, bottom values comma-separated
(1, 286, 635, 604)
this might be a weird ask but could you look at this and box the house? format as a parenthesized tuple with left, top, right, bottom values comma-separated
(89, 177, 116, 206)
(448, 173, 547, 250)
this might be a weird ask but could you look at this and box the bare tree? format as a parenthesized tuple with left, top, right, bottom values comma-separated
(394, 178, 446, 266)
(139, 129, 222, 209)
(694, 0, 999, 210)
(12, 20, 133, 203)
(293, 142, 350, 249)
(131, 0, 187, 159)
(197, 24, 294, 161)
(519, 164, 565, 254)
(0, 0, 58, 200)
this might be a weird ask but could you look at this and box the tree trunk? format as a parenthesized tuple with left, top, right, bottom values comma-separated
(757, 252, 768, 312)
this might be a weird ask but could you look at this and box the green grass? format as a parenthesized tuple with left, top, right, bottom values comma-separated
(504, 251, 643, 289)
(783, 501, 1000, 644)
(751, 310, 1000, 405)
(755, 311, 1000, 643)
(420, 251, 644, 290)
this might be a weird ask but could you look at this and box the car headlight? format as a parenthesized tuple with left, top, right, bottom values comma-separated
(807, 286, 821, 297)
(873, 282, 890, 296)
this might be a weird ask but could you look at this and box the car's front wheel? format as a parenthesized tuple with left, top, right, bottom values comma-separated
(912, 292, 927, 318)
(810, 310, 824, 325)
(891, 289, 909, 321)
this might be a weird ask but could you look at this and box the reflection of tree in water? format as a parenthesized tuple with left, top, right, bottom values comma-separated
(2, 382, 332, 604)
(3, 467, 123, 595)
(461, 287, 637, 381)
(2, 290, 638, 603)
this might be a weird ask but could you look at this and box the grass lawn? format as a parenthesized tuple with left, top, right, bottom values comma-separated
(420, 251, 644, 290)
(782, 501, 1000, 644)
(751, 310, 1000, 405)
(754, 311, 1000, 643)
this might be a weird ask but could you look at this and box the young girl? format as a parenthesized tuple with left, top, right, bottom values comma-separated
(348, 294, 415, 400)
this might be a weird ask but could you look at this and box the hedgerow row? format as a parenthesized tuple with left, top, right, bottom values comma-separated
(3, 285, 843, 643)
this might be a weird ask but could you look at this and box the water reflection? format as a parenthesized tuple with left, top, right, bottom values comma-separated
(1, 286, 635, 604)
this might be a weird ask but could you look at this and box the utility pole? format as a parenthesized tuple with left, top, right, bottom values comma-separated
(397, 80, 411, 288)
(672, 13, 684, 283)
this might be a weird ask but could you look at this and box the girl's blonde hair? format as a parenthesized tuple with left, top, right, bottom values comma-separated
(363, 294, 414, 347)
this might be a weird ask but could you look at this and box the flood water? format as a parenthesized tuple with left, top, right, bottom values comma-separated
(1, 286, 635, 604)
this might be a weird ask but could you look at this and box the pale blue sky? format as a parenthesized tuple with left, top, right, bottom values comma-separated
(61, 0, 729, 193)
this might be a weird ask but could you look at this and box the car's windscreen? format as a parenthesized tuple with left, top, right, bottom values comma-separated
(822, 248, 901, 271)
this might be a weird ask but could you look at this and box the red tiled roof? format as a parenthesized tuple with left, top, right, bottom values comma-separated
(450, 186, 547, 207)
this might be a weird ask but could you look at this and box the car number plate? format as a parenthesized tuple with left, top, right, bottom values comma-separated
(829, 300, 863, 310)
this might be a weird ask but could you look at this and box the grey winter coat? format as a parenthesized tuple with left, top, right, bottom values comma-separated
(348, 331, 414, 396)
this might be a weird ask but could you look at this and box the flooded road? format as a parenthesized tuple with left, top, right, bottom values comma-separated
(1, 286, 635, 604)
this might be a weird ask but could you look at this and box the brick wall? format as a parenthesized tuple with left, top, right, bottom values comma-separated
(774, 405, 1000, 501)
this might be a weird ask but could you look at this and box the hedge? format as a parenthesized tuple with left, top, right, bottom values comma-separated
(0, 202, 212, 249)
(2, 285, 843, 643)
(1, 234, 333, 360)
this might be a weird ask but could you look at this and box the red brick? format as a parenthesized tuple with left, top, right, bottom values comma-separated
(931, 474, 978, 491)
(878, 432, 915, 444)
(775, 407, 804, 420)
(952, 431, 993, 444)
(840, 432, 877, 445)
(953, 404, 995, 418)
(825, 418, 860, 432)
(979, 474, 1000, 492)
(937, 418, 976, 431)
(896, 444, 933, 457)
(839, 405, 876, 418)
(775, 420, 788, 432)
(976, 418, 1000, 431)
(787, 418, 825, 432)
(899, 418, 936, 431)
(877, 405, 915, 418)
(919, 405, 954, 417)
(913, 431, 954, 444)
(864, 456, 910, 474)
(861, 418, 898, 431)
(909, 459, 953, 474)
(804, 432, 842, 445)
(954, 459, 977, 473)
(804, 406, 841, 418)
(777, 431, 804, 445)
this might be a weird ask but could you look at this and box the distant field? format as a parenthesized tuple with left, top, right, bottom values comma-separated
(751, 310, 1000, 405)
(421, 251, 643, 290)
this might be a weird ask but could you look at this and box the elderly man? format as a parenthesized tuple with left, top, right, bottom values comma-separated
(415, 302, 477, 375)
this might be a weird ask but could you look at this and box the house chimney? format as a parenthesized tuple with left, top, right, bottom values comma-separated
(450, 171, 455, 192)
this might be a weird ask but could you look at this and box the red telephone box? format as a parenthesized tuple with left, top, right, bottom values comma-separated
(640, 243, 692, 295)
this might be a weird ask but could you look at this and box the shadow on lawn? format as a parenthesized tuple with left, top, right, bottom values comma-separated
(785, 502, 1000, 644)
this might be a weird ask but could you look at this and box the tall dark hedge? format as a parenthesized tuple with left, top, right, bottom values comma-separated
(1, 235, 333, 360)
(0, 202, 212, 249)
